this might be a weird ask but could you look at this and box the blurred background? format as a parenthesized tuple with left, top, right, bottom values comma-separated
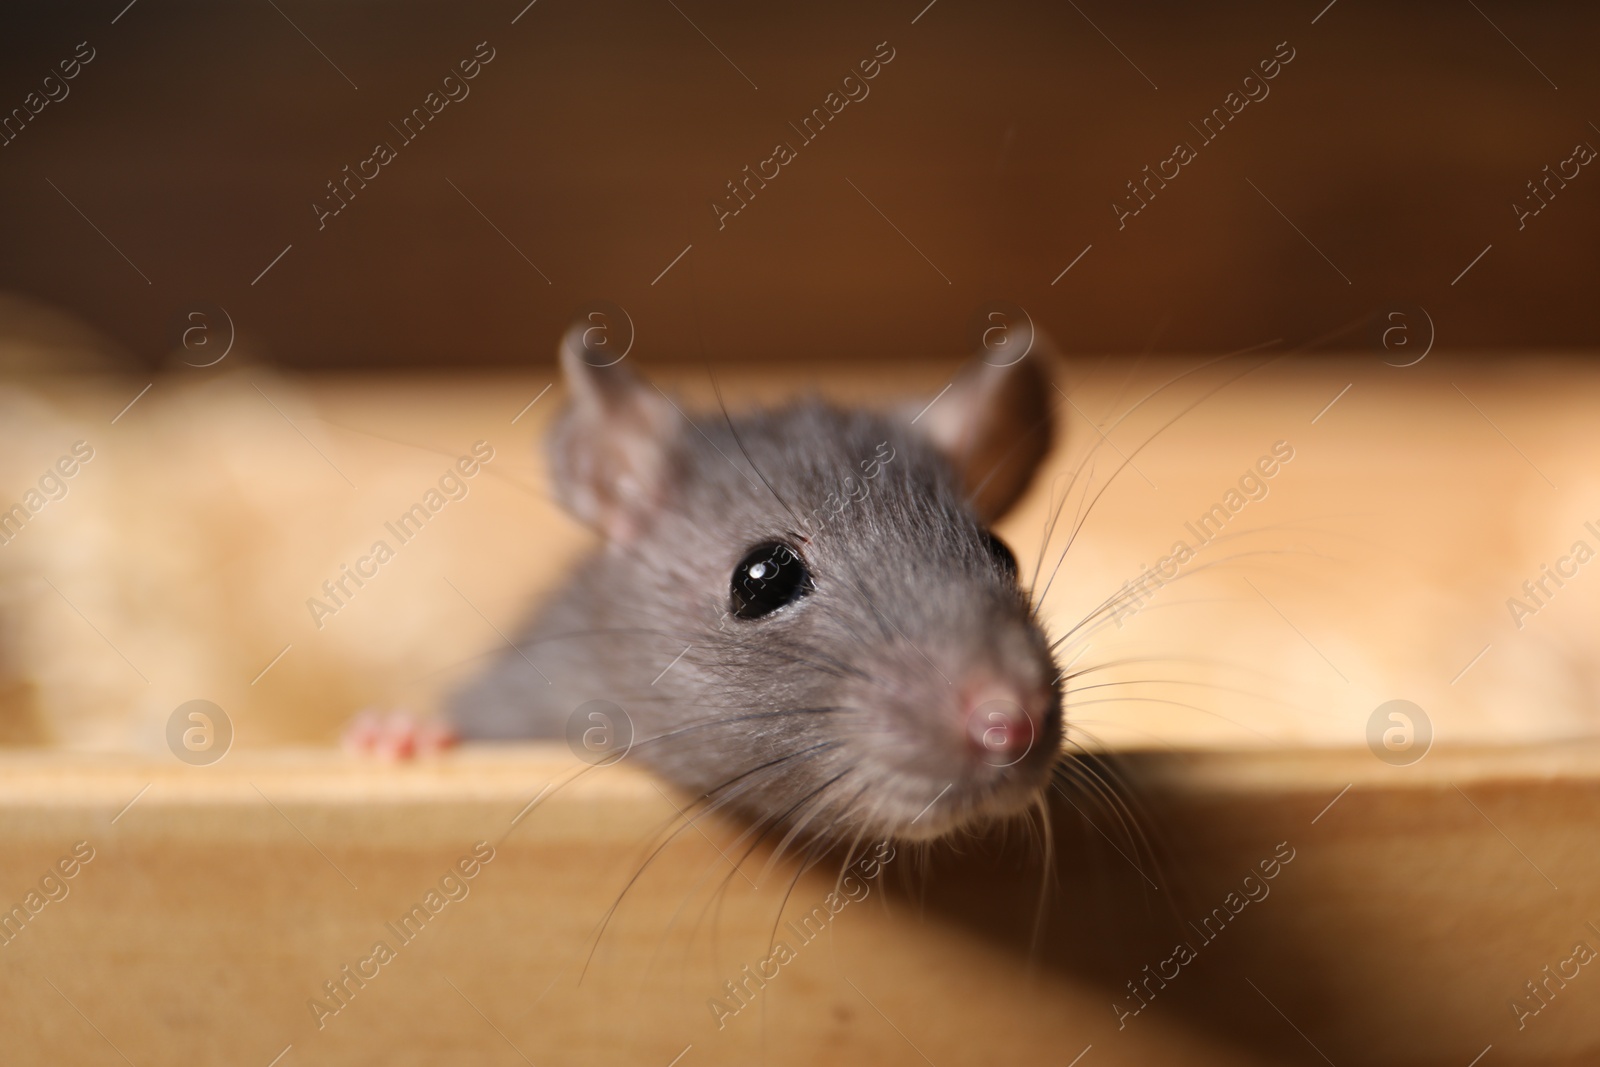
(0, 0, 1597, 369)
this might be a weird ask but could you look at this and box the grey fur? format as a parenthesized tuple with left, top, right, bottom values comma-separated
(448, 370, 1061, 845)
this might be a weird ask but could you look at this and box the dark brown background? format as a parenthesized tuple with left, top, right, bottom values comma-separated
(1, 0, 1595, 368)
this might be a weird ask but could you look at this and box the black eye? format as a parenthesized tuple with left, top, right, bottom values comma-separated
(730, 541, 812, 620)
(983, 530, 1017, 579)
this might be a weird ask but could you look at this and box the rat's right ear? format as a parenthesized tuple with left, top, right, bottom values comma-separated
(546, 324, 680, 543)
(903, 338, 1057, 523)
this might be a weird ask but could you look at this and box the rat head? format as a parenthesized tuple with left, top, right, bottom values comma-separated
(548, 327, 1061, 845)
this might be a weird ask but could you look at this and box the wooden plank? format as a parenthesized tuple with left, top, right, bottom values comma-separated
(1, 743, 1594, 1065)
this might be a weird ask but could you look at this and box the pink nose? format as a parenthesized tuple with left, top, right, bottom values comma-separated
(963, 685, 1042, 767)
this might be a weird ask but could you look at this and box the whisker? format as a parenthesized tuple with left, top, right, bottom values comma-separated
(1064, 677, 1331, 725)
(1048, 543, 1332, 654)
(1027, 790, 1056, 965)
(1028, 336, 1282, 604)
(1050, 749, 1172, 914)
(1036, 343, 1288, 605)
(646, 771, 847, 994)
(1064, 695, 1276, 740)
(710, 373, 811, 535)
(578, 741, 839, 978)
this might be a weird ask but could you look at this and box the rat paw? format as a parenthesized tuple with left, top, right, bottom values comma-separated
(341, 709, 458, 760)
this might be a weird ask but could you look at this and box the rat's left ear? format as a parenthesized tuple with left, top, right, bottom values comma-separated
(905, 344, 1056, 522)
(546, 324, 681, 543)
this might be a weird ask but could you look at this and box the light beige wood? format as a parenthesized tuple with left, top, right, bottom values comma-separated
(1, 743, 1595, 1066)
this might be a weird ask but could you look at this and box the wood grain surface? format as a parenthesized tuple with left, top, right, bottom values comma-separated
(0, 743, 1595, 1066)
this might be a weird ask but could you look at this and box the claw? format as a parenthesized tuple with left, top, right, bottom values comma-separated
(342, 709, 458, 760)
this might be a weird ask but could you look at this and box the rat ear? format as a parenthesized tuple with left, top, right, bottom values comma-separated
(905, 344, 1056, 522)
(546, 324, 681, 542)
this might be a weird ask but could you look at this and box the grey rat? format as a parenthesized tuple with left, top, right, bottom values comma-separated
(445, 326, 1063, 845)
